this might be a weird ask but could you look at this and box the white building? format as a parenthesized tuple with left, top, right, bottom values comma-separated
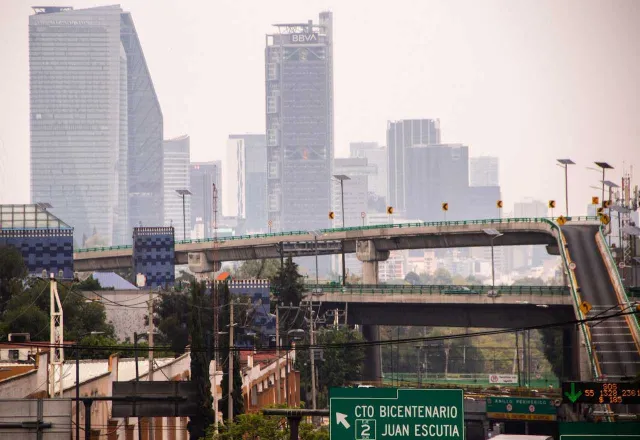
(350, 142, 388, 200)
(163, 135, 191, 240)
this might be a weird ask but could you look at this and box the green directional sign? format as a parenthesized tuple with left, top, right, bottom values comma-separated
(330, 388, 464, 440)
(486, 396, 557, 421)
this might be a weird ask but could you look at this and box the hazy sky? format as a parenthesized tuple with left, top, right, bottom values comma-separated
(1, 0, 638, 216)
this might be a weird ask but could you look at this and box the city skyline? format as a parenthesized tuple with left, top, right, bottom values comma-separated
(1, 0, 639, 217)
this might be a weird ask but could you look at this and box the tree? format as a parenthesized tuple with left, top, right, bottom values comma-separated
(272, 257, 305, 329)
(187, 281, 214, 440)
(433, 268, 453, 285)
(296, 327, 365, 408)
(0, 246, 27, 314)
(233, 259, 280, 280)
(154, 290, 191, 354)
(404, 271, 420, 285)
(539, 328, 563, 379)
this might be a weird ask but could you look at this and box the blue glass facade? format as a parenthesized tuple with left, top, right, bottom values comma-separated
(132, 227, 175, 287)
(229, 279, 275, 348)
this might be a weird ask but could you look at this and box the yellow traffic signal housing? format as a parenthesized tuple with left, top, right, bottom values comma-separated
(328, 211, 335, 220)
(442, 202, 449, 211)
(548, 200, 556, 209)
(496, 200, 503, 209)
(386, 206, 394, 215)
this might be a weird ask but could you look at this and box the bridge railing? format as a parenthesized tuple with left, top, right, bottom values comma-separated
(281, 284, 570, 296)
(74, 216, 599, 253)
(549, 219, 600, 379)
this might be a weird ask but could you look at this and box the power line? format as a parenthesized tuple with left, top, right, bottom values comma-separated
(1, 308, 636, 354)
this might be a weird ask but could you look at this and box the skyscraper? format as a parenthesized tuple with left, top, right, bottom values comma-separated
(30, 6, 128, 246)
(163, 136, 190, 240)
(387, 119, 441, 213)
(265, 12, 334, 232)
(331, 158, 374, 227)
(470, 156, 499, 187)
(120, 13, 164, 233)
(225, 134, 268, 232)
(29, 6, 163, 246)
(350, 142, 388, 201)
(405, 144, 469, 222)
(190, 161, 221, 238)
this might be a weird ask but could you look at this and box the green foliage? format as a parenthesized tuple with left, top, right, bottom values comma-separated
(187, 281, 214, 440)
(154, 290, 191, 354)
(404, 271, 420, 285)
(296, 327, 365, 408)
(299, 422, 330, 440)
(205, 411, 328, 440)
(272, 257, 306, 329)
(512, 277, 546, 286)
(432, 268, 453, 285)
(233, 259, 281, 280)
(0, 246, 28, 314)
(75, 275, 110, 291)
(539, 328, 563, 379)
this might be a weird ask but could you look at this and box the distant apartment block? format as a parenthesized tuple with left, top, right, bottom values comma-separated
(350, 142, 388, 201)
(470, 156, 499, 187)
(163, 136, 190, 240)
(190, 161, 221, 238)
(265, 12, 334, 232)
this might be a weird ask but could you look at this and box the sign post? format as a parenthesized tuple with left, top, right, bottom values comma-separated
(330, 388, 464, 440)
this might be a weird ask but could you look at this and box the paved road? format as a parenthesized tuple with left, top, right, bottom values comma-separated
(562, 225, 640, 381)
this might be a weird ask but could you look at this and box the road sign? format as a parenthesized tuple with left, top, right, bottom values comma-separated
(386, 206, 394, 215)
(496, 200, 503, 209)
(569, 262, 577, 270)
(560, 421, 640, 439)
(600, 213, 610, 225)
(592, 196, 600, 205)
(603, 200, 612, 208)
(486, 396, 557, 421)
(329, 211, 335, 220)
(557, 215, 567, 226)
(488, 374, 518, 384)
(112, 381, 198, 417)
(361, 211, 366, 218)
(330, 388, 464, 440)
(579, 300, 592, 315)
(548, 200, 556, 209)
(442, 202, 449, 211)
(562, 382, 640, 405)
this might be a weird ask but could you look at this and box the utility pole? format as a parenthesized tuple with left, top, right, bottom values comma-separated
(49, 272, 64, 398)
(228, 299, 234, 424)
(276, 305, 281, 404)
(212, 183, 220, 432)
(147, 289, 155, 440)
(310, 306, 317, 410)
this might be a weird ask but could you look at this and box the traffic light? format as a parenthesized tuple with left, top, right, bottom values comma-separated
(496, 200, 503, 209)
(603, 200, 612, 208)
(592, 196, 600, 205)
(328, 211, 335, 220)
(442, 202, 449, 211)
(548, 200, 556, 209)
(386, 206, 394, 215)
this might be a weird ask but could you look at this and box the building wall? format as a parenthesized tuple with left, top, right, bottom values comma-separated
(163, 136, 190, 240)
(266, 12, 334, 233)
(29, 6, 127, 247)
(190, 161, 221, 238)
(121, 13, 164, 236)
(387, 119, 441, 212)
(350, 142, 388, 201)
(331, 158, 372, 228)
(132, 227, 175, 287)
(470, 156, 499, 187)
(0, 229, 74, 279)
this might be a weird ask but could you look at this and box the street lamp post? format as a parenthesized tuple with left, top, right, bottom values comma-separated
(175, 189, 192, 241)
(556, 159, 575, 217)
(75, 331, 103, 440)
(333, 175, 350, 286)
(483, 229, 504, 296)
(594, 162, 614, 207)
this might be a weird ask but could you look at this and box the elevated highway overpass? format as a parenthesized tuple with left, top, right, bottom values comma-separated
(73, 217, 592, 272)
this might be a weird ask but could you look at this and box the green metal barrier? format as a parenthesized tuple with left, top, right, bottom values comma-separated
(275, 284, 569, 296)
(547, 219, 600, 379)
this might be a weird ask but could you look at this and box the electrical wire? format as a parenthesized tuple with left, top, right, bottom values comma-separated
(2, 308, 637, 354)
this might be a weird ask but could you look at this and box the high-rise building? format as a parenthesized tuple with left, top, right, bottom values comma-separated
(265, 12, 334, 232)
(350, 142, 388, 201)
(29, 6, 163, 246)
(387, 119, 441, 212)
(30, 6, 128, 247)
(331, 158, 375, 227)
(121, 13, 164, 233)
(225, 134, 267, 232)
(163, 136, 191, 240)
(405, 144, 469, 222)
(470, 156, 499, 187)
(190, 161, 221, 238)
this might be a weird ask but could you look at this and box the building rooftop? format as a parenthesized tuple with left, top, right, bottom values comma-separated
(91, 272, 138, 290)
(0, 204, 72, 230)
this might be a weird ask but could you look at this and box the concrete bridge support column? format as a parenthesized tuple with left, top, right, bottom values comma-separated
(356, 241, 389, 383)
(187, 252, 221, 279)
